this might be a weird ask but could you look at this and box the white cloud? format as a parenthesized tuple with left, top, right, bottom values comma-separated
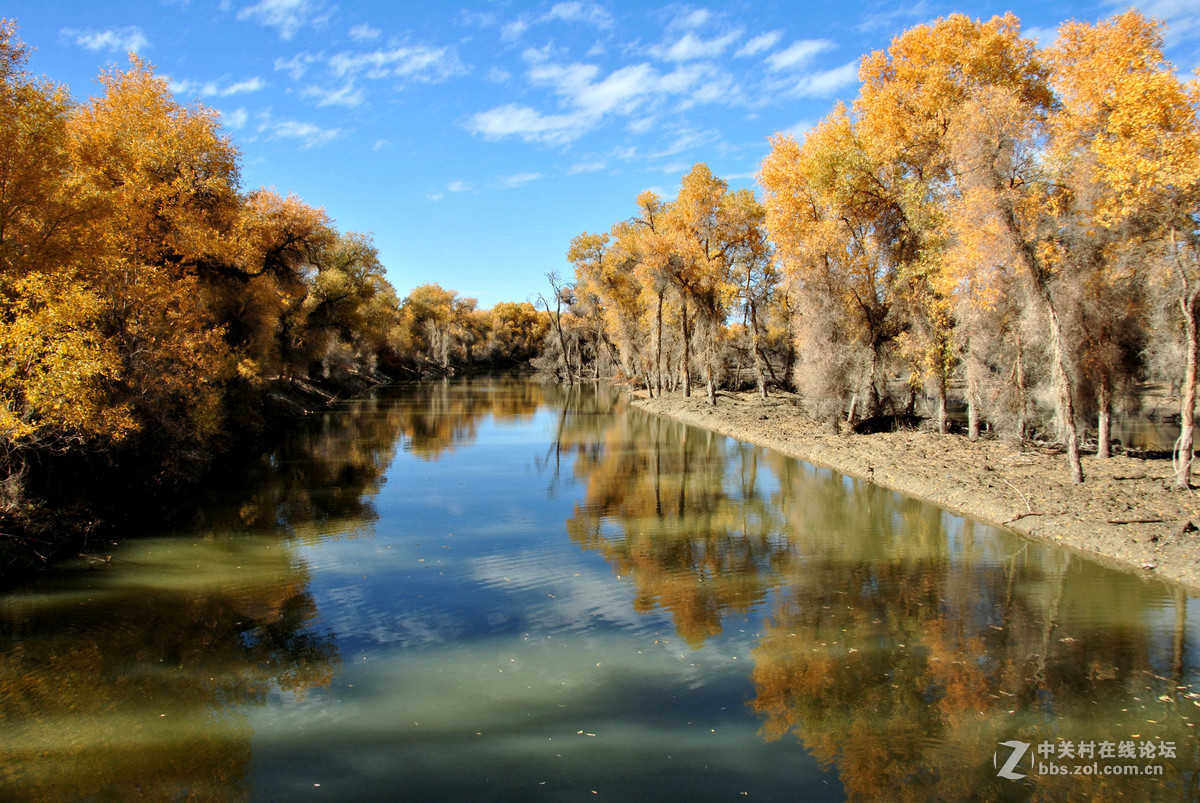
(500, 172, 544, 188)
(487, 67, 512, 83)
(671, 9, 711, 30)
(854, 2, 933, 33)
(567, 159, 607, 174)
(301, 82, 365, 107)
(790, 60, 859, 97)
(221, 107, 249, 129)
(456, 10, 498, 28)
(628, 116, 656, 134)
(237, 0, 332, 40)
(169, 76, 266, 98)
(62, 26, 148, 54)
(373, 138, 391, 150)
(224, 77, 267, 94)
(275, 53, 320, 80)
(468, 103, 591, 145)
(655, 29, 742, 61)
(426, 190, 445, 202)
(469, 55, 715, 145)
(650, 127, 715, 158)
(256, 110, 340, 147)
(736, 31, 782, 57)
(329, 46, 460, 82)
(349, 23, 381, 42)
(447, 180, 471, 192)
(766, 39, 836, 72)
(542, 2, 613, 28)
(501, 20, 529, 41)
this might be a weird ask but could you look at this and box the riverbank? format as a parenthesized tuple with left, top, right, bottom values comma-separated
(630, 388, 1200, 589)
(0, 372, 388, 583)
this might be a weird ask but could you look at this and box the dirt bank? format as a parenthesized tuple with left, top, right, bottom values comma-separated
(630, 388, 1200, 589)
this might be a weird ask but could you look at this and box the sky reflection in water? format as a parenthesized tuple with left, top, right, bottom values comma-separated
(2, 378, 1198, 801)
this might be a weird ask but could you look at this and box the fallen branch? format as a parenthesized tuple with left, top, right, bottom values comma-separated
(1108, 518, 1166, 525)
(1000, 477, 1033, 514)
(1004, 512, 1043, 525)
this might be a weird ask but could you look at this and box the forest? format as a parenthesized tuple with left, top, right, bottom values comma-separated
(0, 19, 548, 551)
(551, 10, 1200, 489)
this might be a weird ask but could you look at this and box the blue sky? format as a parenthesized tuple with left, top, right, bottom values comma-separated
(7, 1, 1200, 307)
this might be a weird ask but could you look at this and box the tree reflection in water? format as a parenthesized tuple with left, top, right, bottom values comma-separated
(0, 376, 555, 801)
(0, 539, 339, 801)
(557, 393, 1200, 801)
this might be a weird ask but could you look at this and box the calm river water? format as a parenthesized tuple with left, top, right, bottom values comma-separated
(2, 378, 1198, 801)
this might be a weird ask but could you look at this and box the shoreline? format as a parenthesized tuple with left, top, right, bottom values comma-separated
(628, 387, 1200, 590)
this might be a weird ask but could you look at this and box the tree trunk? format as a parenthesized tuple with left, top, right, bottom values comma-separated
(1014, 332, 1029, 442)
(706, 363, 716, 406)
(967, 339, 981, 441)
(1045, 297, 1084, 483)
(681, 297, 692, 397)
(1177, 289, 1198, 488)
(552, 301, 571, 387)
(749, 300, 767, 399)
(998, 194, 1082, 481)
(655, 291, 664, 397)
(936, 372, 949, 435)
(1097, 376, 1112, 459)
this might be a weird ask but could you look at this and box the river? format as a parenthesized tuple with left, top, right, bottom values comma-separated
(2, 377, 1197, 801)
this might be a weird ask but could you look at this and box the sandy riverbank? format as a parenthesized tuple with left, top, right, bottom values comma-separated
(629, 387, 1200, 589)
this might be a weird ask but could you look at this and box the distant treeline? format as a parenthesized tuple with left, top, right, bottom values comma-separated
(0, 20, 547, 549)
(551, 10, 1200, 488)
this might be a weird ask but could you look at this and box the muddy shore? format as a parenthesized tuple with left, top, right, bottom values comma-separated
(629, 387, 1200, 589)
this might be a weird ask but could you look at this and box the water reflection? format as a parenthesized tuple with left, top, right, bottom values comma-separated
(0, 536, 339, 801)
(391, 376, 546, 460)
(563, 401, 790, 646)
(556, 394, 1200, 801)
(2, 379, 1198, 801)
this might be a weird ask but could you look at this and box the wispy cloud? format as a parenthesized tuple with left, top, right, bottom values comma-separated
(567, 159, 607, 175)
(468, 104, 589, 146)
(500, 172, 544, 188)
(854, 1, 934, 34)
(220, 107, 249, 130)
(669, 9, 711, 31)
(736, 31, 782, 58)
(789, 60, 860, 97)
(169, 76, 267, 98)
(765, 39, 836, 72)
(501, 20, 529, 41)
(500, 1, 612, 43)
(329, 45, 461, 82)
(62, 26, 148, 54)
(543, 2, 613, 28)
(275, 53, 320, 80)
(237, 0, 332, 41)
(348, 23, 381, 42)
(653, 29, 742, 61)
(255, 109, 340, 147)
(469, 51, 726, 145)
(301, 81, 365, 107)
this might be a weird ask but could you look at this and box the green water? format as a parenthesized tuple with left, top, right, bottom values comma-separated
(2, 378, 1197, 801)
